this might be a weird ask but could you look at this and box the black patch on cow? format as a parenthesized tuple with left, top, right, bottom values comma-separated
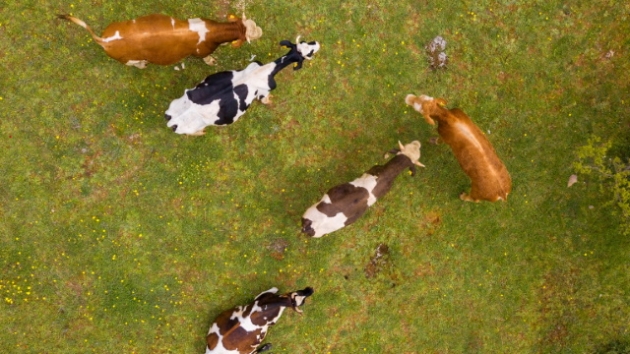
(234, 84, 249, 112)
(187, 71, 235, 105)
(215, 97, 238, 125)
(267, 74, 277, 91)
(316, 183, 370, 226)
(301, 218, 315, 236)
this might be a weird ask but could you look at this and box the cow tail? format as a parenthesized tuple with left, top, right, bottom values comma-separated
(58, 14, 105, 45)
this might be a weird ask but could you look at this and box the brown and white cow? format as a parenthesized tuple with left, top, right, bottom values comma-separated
(58, 13, 262, 68)
(405, 94, 511, 202)
(206, 287, 314, 354)
(301, 141, 425, 237)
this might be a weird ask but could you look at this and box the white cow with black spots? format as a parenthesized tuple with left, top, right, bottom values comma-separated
(301, 141, 425, 237)
(164, 37, 320, 135)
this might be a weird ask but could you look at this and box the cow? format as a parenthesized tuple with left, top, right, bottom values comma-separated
(57, 13, 262, 68)
(164, 37, 320, 135)
(405, 94, 511, 202)
(301, 141, 425, 238)
(206, 287, 314, 354)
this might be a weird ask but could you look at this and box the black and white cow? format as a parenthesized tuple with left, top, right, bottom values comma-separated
(301, 141, 425, 237)
(205, 287, 314, 354)
(165, 37, 320, 135)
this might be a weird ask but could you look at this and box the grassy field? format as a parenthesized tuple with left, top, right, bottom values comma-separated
(1, 0, 629, 353)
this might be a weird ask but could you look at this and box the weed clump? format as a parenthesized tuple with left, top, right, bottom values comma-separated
(573, 136, 630, 235)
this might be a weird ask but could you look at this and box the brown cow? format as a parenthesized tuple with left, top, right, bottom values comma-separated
(58, 13, 262, 68)
(405, 94, 511, 202)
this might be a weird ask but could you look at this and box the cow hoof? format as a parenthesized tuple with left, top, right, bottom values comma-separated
(256, 343, 272, 353)
(170, 125, 178, 132)
(164, 114, 171, 121)
(203, 56, 217, 66)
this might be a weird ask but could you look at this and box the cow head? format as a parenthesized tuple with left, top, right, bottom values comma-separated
(405, 94, 448, 125)
(301, 218, 316, 237)
(279, 36, 321, 70)
(397, 140, 425, 168)
(287, 287, 314, 313)
(226, 14, 263, 47)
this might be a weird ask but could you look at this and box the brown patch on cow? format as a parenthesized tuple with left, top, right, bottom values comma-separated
(250, 304, 282, 327)
(365, 243, 390, 279)
(267, 238, 289, 260)
(317, 183, 370, 224)
(206, 332, 219, 350)
(224, 326, 263, 352)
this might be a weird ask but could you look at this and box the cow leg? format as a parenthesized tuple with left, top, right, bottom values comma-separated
(255, 343, 272, 353)
(203, 55, 217, 65)
(459, 192, 479, 202)
(190, 129, 206, 136)
(125, 60, 148, 69)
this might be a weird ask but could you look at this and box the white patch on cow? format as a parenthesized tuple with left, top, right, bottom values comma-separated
(171, 17, 176, 28)
(102, 30, 123, 43)
(165, 94, 225, 134)
(231, 303, 267, 332)
(255, 287, 278, 299)
(349, 174, 378, 206)
(125, 60, 148, 69)
(297, 41, 321, 59)
(454, 121, 484, 152)
(302, 202, 349, 238)
(188, 18, 208, 45)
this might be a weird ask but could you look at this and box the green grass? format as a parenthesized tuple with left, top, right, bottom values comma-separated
(1, 0, 630, 353)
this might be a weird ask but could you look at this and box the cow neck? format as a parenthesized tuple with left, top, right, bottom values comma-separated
(206, 21, 244, 43)
(268, 50, 303, 78)
(257, 294, 293, 310)
(376, 154, 412, 179)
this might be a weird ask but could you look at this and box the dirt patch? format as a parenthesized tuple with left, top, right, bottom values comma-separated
(418, 210, 442, 236)
(364, 243, 390, 279)
(537, 266, 580, 349)
(267, 238, 289, 260)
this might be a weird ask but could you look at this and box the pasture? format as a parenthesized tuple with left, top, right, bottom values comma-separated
(1, 0, 629, 352)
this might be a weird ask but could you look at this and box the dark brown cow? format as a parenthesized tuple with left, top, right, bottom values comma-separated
(405, 94, 511, 202)
(301, 141, 425, 237)
(206, 287, 314, 354)
(58, 13, 262, 68)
